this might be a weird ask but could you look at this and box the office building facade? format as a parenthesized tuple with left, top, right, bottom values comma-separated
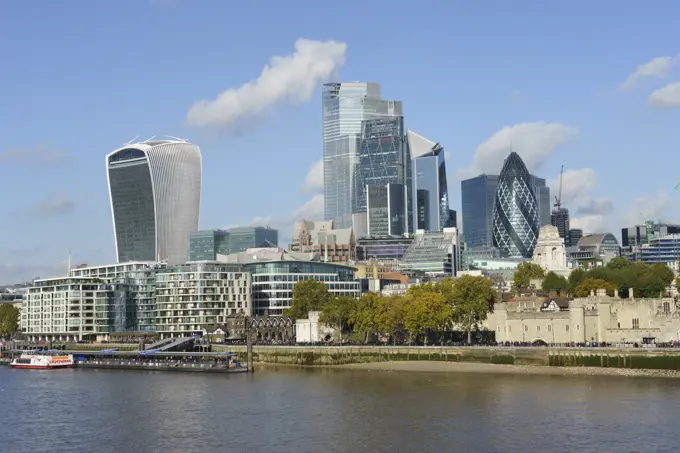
(461, 174, 499, 249)
(531, 176, 551, 227)
(408, 130, 455, 232)
(322, 82, 402, 228)
(189, 227, 279, 261)
(366, 183, 408, 237)
(551, 207, 571, 246)
(107, 139, 202, 264)
(492, 152, 540, 258)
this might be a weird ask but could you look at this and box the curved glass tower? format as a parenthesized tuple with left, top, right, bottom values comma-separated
(106, 139, 202, 264)
(492, 152, 539, 258)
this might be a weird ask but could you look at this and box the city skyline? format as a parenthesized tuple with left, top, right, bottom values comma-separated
(2, 1, 680, 283)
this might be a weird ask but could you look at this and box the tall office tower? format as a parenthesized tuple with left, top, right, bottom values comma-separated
(551, 207, 571, 246)
(322, 82, 402, 228)
(356, 116, 410, 232)
(107, 138, 202, 264)
(461, 174, 500, 248)
(569, 228, 583, 247)
(408, 130, 454, 232)
(492, 152, 540, 258)
(366, 183, 408, 237)
(531, 176, 551, 226)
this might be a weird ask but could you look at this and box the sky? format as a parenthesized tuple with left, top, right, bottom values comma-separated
(1, 0, 680, 284)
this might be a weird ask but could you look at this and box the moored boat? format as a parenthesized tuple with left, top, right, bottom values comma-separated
(10, 351, 74, 370)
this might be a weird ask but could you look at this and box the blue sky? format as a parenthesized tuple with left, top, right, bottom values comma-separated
(1, 0, 680, 284)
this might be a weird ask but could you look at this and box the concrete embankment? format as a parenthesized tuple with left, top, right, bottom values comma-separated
(213, 345, 680, 372)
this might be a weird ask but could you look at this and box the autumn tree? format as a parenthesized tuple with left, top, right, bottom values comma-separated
(567, 268, 586, 294)
(373, 295, 407, 345)
(0, 304, 20, 337)
(448, 275, 497, 344)
(573, 278, 618, 297)
(513, 262, 545, 293)
(284, 279, 332, 320)
(403, 291, 451, 345)
(319, 296, 357, 341)
(541, 271, 569, 293)
(351, 292, 381, 343)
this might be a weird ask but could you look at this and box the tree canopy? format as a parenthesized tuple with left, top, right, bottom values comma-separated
(541, 271, 569, 293)
(573, 261, 673, 298)
(513, 262, 545, 293)
(284, 279, 332, 320)
(0, 304, 20, 337)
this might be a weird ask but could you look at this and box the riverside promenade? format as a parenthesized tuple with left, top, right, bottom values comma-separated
(208, 344, 680, 372)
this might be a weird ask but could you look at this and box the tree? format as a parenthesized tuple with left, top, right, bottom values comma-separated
(568, 268, 586, 294)
(650, 263, 674, 287)
(373, 295, 407, 344)
(449, 275, 497, 344)
(513, 262, 545, 293)
(541, 271, 569, 293)
(403, 291, 451, 345)
(319, 296, 357, 342)
(283, 280, 331, 321)
(573, 278, 618, 297)
(0, 304, 20, 337)
(351, 292, 381, 343)
(607, 257, 633, 270)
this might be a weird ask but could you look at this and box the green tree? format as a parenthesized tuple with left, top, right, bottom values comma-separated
(650, 263, 674, 287)
(567, 267, 586, 294)
(607, 257, 633, 270)
(513, 262, 545, 293)
(351, 292, 381, 343)
(374, 295, 407, 345)
(319, 295, 357, 342)
(449, 275, 497, 344)
(403, 291, 451, 345)
(283, 280, 331, 320)
(574, 278, 618, 297)
(0, 304, 20, 337)
(541, 271, 569, 293)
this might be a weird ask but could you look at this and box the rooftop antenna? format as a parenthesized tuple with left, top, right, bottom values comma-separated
(554, 165, 564, 210)
(141, 135, 156, 143)
(124, 135, 139, 146)
(164, 134, 187, 142)
(67, 249, 72, 276)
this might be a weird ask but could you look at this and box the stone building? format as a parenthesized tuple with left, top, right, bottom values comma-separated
(486, 289, 680, 344)
(289, 220, 356, 263)
(532, 225, 571, 277)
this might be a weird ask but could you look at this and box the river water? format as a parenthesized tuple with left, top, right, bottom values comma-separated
(0, 365, 678, 453)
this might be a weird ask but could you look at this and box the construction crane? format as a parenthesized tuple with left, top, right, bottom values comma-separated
(554, 165, 564, 209)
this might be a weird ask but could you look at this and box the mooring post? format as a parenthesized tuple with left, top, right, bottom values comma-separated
(246, 316, 254, 373)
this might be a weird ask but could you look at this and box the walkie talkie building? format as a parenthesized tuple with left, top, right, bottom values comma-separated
(492, 152, 540, 258)
(106, 139, 202, 264)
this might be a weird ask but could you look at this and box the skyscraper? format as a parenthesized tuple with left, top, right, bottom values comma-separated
(551, 207, 571, 246)
(531, 176, 551, 226)
(322, 82, 402, 228)
(408, 130, 454, 232)
(492, 152, 540, 258)
(461, 174, 499, 249)
(366, 183, 408, 237)
(107, 138, 201, 264)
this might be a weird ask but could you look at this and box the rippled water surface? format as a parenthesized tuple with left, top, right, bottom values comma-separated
(1, 365, 679, 452)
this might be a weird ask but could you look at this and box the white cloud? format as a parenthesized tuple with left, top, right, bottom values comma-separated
(624, 192, 674, 226)
(187, 38, 347, 128)
(648, 82, 680, 108)
(620, 54, 679, 91)
(547, 168, 596, 207)
(570, 215, 608, 234)
(301, 159, 324, 193)
(457, 122, 578, 179)
(576, 197, 614, 216)
(290, 194, 324, 220)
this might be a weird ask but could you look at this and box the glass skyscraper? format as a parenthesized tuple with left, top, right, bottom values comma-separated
(366, 183, 407, 237)
(492, 152, 540, 258)
(461, 174, 499, 249)
(188, 227, 279, 261)
(531, 176, 551, 226)
(106, 139, 202, 264)
(408, 130, 454, 232)
(322, 82, 402, 228)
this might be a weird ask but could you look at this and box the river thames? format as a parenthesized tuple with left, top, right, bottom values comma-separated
(1, 365, 678, 453)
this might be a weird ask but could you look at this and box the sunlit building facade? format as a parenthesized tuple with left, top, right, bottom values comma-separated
(106, 139, 202, 264)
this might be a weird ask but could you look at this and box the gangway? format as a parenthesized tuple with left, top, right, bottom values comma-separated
(156, 337, 195, 352)
(145, 338, 175, 351)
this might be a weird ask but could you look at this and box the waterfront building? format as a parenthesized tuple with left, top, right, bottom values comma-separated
(70, 261, 164, 332)
(323, 82, 402, 228)
(189, 227, 278, 261)
(355, 236, 413, 261)
(289, 220, 356, 263)
(398, 228, 459, 276)
(568, 233, 621, 267)
(408, 130, 455, 232)
(366, 183, 408, 237)
(486, 289, 680, 345)
(154, 261, 252, 338)
(106, 138, 202, 264)
(492, 152, 540, 258)
(550, 207, 571, 246)
(532, 225, 571, 277)
(222, 247, 361, 316)
(23, 277, 116, 342)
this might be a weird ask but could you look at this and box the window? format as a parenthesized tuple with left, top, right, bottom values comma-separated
(566, 325, 570, 332)
(663, 302, 671, 314)
(548, 325, 552, 332)
(536, 326, 540, 332)
(632, 318, 640, 329)
(524, 325, 528, 332)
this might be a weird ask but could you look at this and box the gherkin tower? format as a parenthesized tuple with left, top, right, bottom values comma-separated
(492, 152, 540, 258)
